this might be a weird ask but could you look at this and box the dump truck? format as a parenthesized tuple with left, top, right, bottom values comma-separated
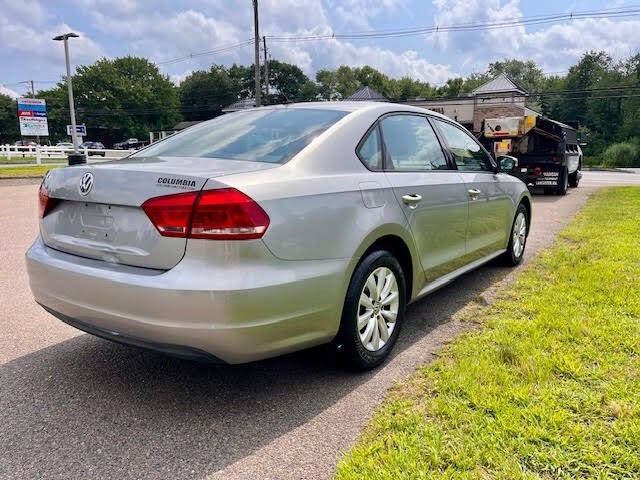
(481, 114, 582, 195)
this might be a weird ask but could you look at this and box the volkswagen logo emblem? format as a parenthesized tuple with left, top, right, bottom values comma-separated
(79, 172, 94, 196)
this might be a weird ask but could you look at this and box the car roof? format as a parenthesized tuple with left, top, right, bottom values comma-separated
(245, 101, 452, 121)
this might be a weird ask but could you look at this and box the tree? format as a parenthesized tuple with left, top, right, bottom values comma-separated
(42, 56, 181, 145)
(0, 94, 19, 144)
(179, 65, 238, 121)
(266, 60, 311, 103)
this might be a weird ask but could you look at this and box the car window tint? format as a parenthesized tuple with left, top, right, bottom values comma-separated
(134, 108, 347, 164)
(380, 115, 448, 171)
(435, 120, 493, 172)
(357, 125, 382, 169)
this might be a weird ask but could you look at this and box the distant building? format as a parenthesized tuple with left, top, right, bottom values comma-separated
(344, 86, 388, 102)
(406, 74, 532, 133)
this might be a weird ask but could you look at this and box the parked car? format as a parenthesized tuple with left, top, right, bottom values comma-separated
(80, 141, 106, 156)
(15, 140, 39, 146)
(114, 138, 143, 150)
(55, 142, 74, 149)
(27, 102, 531, 369)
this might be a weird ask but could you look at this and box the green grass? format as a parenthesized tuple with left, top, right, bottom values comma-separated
(0, 156, 65, 165)
(0, 165, 58, 178)
(336, 187, 640, 480)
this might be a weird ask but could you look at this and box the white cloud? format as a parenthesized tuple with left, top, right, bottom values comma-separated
(429, 0, 640, 74)
(0, 11, 106, 69)
(88, 9, 244, 66)
(0, 85, 19, 99)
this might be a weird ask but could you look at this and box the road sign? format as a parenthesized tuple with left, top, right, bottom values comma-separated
(67, 124, 87, 136)
(17, 98, 49, 136)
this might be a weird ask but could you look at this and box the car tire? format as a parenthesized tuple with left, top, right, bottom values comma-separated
(569, 166, 580, 188)
(556, 167, 569, 195)
(337, 250, 406, 370)
(501, 203, 528, 266)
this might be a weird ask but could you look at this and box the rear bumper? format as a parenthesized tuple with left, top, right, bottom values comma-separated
(26, 237, 350, 363)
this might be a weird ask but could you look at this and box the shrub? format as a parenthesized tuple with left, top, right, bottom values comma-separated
(602, 141, 640, 168)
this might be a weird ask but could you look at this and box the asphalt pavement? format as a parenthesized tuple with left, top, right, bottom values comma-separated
(1, 170, 639, 480)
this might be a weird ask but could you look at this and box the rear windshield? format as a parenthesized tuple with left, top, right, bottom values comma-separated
(134, 108, 348, 163)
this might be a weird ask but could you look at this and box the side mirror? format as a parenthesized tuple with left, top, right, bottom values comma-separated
(497, 155, 518, 172)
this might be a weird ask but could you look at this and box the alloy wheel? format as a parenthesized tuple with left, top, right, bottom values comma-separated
(512, 212, 527, 258)
(357, 267, 399, 352)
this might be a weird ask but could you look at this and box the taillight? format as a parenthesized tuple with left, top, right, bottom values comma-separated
(141, 191, 199, 238)
(38, 184, 59, 218)
(141, 188, 269, 240)
(190, 188, 270, 240)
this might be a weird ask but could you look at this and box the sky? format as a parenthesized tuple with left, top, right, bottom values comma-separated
(1, 0, 640, 98)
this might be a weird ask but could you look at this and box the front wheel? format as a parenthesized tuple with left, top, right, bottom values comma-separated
(337, 250, 406, 370)
(501, 204, 528, 266)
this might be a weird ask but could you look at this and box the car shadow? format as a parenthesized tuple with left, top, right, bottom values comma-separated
(1, 261, 514, 480)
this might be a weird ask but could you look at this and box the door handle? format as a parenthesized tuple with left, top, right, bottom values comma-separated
(401, 194, 422, 208)
(468, 188, 481, 200)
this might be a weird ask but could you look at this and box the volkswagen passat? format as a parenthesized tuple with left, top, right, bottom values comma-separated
(26, 102, 531, 369)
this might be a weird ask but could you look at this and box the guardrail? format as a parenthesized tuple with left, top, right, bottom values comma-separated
(0, 145, 135, 163)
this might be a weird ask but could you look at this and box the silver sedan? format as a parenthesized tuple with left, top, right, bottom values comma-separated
(26, 102, 531, 369)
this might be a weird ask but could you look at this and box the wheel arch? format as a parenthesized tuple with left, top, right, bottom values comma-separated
(519, 194, 532, 235)
(346, 224, 422, 303)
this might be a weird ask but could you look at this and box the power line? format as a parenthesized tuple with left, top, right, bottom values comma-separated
(34, 86, 640, 117)
(267, 7, 640, 42)
(154, 39, 254, 66)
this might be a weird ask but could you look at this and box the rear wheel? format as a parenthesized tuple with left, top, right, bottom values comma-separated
(556, 167, 569, 195)
(569, 165, 581, 188)
(501, 204, 528, 266)
(337, 250, 406, 370)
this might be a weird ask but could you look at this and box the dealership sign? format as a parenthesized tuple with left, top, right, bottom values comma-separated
(17, 98, 49, 137)
(67, 124, 87, 136)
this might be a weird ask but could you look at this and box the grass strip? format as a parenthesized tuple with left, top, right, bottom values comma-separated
(0, 165, 58, 178)
(336, 187, 640, 479)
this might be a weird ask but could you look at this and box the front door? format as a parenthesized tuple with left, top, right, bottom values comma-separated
(432, 118, 511, 260)
(378, 114, 469, 283)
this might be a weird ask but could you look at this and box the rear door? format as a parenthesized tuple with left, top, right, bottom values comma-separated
(432, 118, 512, 260)
(377, 113, 468, 283)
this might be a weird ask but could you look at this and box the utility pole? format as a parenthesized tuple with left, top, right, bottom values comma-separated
(253, 0, 261, 107)
(29, 80, 41, 146)
(263, 36, 269, 101)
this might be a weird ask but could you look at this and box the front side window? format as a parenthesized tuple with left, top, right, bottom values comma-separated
(434, 120, 494, 172)
(134, 108, 347, 164)
(380, 115, 448, 171)
(357, 125, 383, 170)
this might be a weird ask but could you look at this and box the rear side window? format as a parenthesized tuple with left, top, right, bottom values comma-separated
(434, 120, 494, 172)
(357, 126, 383, 170)
(380, 115, 448, 171)
(134, 108, 347, 164)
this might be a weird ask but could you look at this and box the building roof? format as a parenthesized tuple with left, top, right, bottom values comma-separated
(222, 98, 257, 112)
(344, 86, 388, 102)
(470, 73, 527, 96)
(172, 120, 202, 130)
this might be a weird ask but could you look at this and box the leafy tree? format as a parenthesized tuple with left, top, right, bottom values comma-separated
(179, 65, 238, 121)
(0, 94, 19, 144)
(43, 56, 181, 145)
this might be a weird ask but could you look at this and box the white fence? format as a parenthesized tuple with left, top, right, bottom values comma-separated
(0, 145, 135, 164)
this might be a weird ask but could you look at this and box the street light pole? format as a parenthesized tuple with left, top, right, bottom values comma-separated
(53, 33, 80, 153)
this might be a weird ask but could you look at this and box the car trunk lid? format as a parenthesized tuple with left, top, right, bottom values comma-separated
(39, 156, 278, 269)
